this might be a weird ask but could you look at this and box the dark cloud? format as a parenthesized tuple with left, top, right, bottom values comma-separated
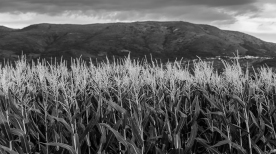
(0, 0, 263, 27)
(223, 4, 262, 16)
(185, 0, 256, 6)
(0, 0, 257, 14)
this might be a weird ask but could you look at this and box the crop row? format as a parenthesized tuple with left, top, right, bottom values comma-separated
(0, 56, 275, 154)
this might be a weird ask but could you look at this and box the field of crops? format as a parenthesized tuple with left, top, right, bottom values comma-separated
(0, 55, 276, 154)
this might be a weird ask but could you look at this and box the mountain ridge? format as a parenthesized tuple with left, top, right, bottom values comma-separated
(0, 26, 16, 32)
(0, 21, 276, 63)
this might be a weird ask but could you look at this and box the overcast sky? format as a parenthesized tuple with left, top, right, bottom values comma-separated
(0, 0, 276, 43)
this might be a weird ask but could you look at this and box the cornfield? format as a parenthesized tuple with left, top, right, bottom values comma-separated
(0, 55, 276, 154)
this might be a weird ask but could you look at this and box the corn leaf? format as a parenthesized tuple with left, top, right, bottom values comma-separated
(99, 123, 128, 147)
(0, 145, 19, 154)
(44, 142, 77, 154)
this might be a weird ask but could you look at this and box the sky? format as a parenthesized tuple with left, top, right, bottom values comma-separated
(0, 0, 276, 43)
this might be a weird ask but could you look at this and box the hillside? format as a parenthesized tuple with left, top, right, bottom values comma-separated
(0, 26, 15, 32)
(0, 21, 276, 63)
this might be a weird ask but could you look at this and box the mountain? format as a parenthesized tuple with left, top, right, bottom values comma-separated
(0, 21, 276, 63)
(0, 26, 16, 32)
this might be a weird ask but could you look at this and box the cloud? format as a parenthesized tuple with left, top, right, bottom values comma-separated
(0, 12, 117, 28)
(247, 32, 276, 43)
(0, 0, 257, 14)
(257, 22, 276, 31)
(0, 0, 262, 29)
(0, 5, 239, 29)
(185, 0, 256, 6)
(100, 6, 236, 22)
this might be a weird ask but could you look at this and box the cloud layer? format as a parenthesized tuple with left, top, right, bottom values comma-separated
(0, 0, 262, 27)
(0, 0, 259, 18)
(0, 0, 257, 13)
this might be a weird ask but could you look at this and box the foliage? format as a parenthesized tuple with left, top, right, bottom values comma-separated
(0, 55, 275, 154)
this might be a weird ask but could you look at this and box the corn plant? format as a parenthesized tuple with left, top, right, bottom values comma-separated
(0, 55, 275, 154)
